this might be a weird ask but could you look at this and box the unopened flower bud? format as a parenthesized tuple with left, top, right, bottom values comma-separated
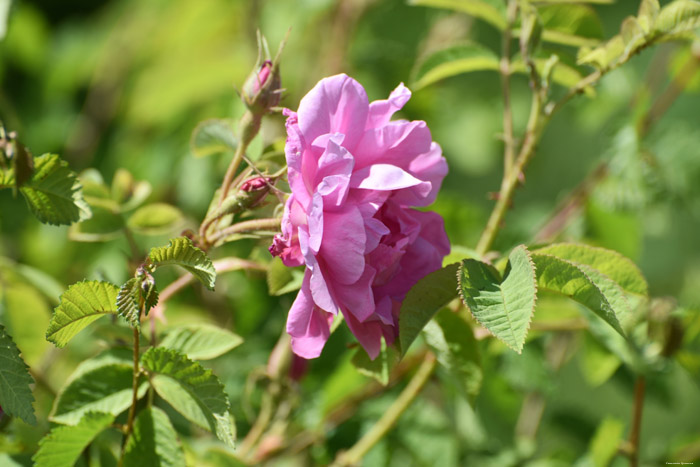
(242, 60, 281, 113)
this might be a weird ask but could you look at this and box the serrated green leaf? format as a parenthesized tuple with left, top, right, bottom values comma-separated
(68, 205, 125, 242)
(127, 203, 184, 235)
(399, 263, 459, 356)
(0, 325, 36, 425)
(532, 243, 648, 296)
(423, 310, 482, 399)
(33, 412, 115, 467)
(50, 349, 147, 425)
(123, 407, 186, 467)
(531, 254, 625, 336)
(266, 257, 304, 296)
(190, 119, 238, 158)
(589, 417, 625, 467)
(47, 281, 120, 348)
(412, 43, 500, 90)
(459, 246, 537, 353)
(141, 347, 235, 447)
(159, 323, 243, 360)
(351, 339, 399, 385)
(409, 0, 506, 30)
(148, 237, 216, 290)
(117, 278, 142, 328)
(19, 154, 91, 225)
(638, 0, 661, 32)
(535, 4, 603, 47)
(654, 0, 700, 38)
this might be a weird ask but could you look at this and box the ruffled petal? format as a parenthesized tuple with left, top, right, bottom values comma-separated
(297, 74, 369, 151)
(367, 83, 411, 128)
(320, 205, 366, 285)
(287, 273, 332, 359)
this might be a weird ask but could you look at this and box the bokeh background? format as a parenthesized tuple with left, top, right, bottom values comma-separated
(1, 0, 699, 465)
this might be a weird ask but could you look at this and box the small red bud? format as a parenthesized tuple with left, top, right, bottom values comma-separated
(242, 60, 281, 113)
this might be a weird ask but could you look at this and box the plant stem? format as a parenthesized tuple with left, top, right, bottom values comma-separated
(629, 375, 646, 467)
(476, 89, 545, 256)
(218, 111, 261, 205)
(119, 325, 141, 465)
(333, 353, 436, 466)
(207, 217, 281, 246)
(500, 0, 518, 177)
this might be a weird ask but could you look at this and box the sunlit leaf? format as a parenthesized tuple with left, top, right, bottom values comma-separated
(20, 154, 91, 225)
(412, 43, 500, 90)
(190, 119, 237, 158)
(159, 323, 243, 360)
(532, 243, 648, 295)
(47, 281, 120, 348)
(68, 205, 125, 242)
(266, 257, 304, 296)
(141, 347, 235, 447)
(423, 309, 482, 399)
(117, 278, 142, 328)
(531, 254, 625, 335)
(0, 325, 36, 425)
(459, 245, 537, 353)
(148, 237, 216, 290)
(352, 338, 399, 385)
(123, 407, 186, 467)
(127, 203, 184, 235)
(399, 263, 459, 355)
(589, 417, 625, 467)
(535, 4, 604, 47)
(33, 412, 115, 467)
(50, 348, 147, 425)
(409, 0, 506, 30)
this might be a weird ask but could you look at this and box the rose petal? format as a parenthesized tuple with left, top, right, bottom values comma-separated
(320, 205, 366, 285)
(367, 83, 411, 128)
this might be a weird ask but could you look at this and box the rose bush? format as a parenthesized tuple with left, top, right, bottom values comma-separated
(270, 74, 450, 359)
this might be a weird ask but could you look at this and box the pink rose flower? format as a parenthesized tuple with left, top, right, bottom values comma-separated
(270, 74, 449, 359)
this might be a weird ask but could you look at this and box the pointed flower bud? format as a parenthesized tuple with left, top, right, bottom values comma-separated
(242, 60, 281, 113)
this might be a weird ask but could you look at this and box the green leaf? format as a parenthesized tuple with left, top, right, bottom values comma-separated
(68, 205, 125, 242)
(589, 417, 625, 467)
(123, 407, 186, 467)
(266, 257, 304, 296)
(190, 119, 237, 158)
(581, 332, 621, 386)
(148, 237, 216, 290)
(47, 281, 120, 348)
(159, 323, 243, 360)
(351, 338, 399, 385)
(408, 0, 506, 30)
(19, 154, 91, 225)
(535, 4, 603, 47)
(423, 310, 482, 399)
(141, 347, 235, 447)
(654, 0, 700, 38)
(50, 348, 147, 425)
(399, 263, 459, 355)
(127, 203, 184, 235)
(0, 325, 36, 425)
(117, 278, 142, 328)
(33, 412, 115, 467)
(0, 166, 14, 188)
(532, 243, 648, 295)
(530, 254, 625, 336)
(412, 43, 500, 90)
(459, 246, 537, 353)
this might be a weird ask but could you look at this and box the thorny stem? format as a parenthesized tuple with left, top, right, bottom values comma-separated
(333, 353, 437, 466)
(120, 323, 142, 465)
(206, 217, 281, 246)
(628, 375, 646, 467)
(476, 88, 545, 256)
(500, 0, 518, 177)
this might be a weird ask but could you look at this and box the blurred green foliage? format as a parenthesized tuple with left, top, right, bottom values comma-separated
(1, 0, 700, 465)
